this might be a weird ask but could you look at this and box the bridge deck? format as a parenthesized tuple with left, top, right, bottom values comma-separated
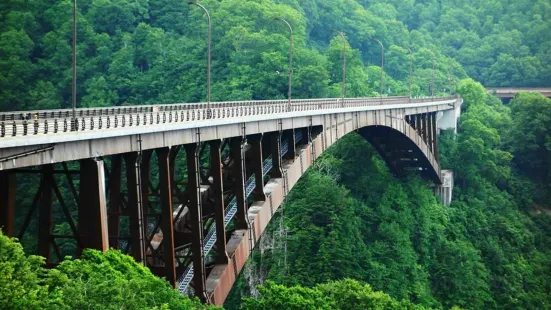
(0, 96, 456, 149)
(486, 87, 551, 98)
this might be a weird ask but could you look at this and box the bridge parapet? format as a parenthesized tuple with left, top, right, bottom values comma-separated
(0, 96, 456, 143)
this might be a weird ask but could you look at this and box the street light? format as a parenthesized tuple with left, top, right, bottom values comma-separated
(188, 2, 211, 113)
(274, 18, 293, 110)
(338, 32, 346, 105)
(405, 47, 414, 99)
(374, 39, 384, 101)
(449, 63, 454, 95)
(428, 50, 435, 97)
(72, 0, 77, 130)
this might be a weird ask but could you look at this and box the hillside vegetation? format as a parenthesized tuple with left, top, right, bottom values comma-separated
(1, 0, 550, 309)
(3, 0, 549, 112)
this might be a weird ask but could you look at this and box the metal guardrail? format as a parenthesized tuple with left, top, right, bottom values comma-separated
(0, 96, 457, 139)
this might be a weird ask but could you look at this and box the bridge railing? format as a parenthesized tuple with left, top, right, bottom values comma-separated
(0, 96, 457, 139)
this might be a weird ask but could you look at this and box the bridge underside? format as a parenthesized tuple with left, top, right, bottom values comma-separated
(0, 106, 448, 305)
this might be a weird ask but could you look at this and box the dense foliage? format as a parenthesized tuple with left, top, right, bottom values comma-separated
(242, 279, 436, 310)
(226, 80, 551, 309)
(0, 231, 217, 310)
(3, 0, 548, 112)
(2, 0, 551, 309)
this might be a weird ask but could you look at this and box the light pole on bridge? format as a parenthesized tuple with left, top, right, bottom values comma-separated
(72, 0, 77, 130)
(338, 32, 347, 106)
(405, 47, 414, 99)
(274, 18, 293, 111)
(373, 39, 385, 101)
(428, 49, 435, 97)
(449, 63, 454, 95)
(188, 2, 211, 114)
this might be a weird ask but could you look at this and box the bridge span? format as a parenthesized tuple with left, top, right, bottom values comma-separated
(0, 95, 461, 304)
(486, 87, 551, 98)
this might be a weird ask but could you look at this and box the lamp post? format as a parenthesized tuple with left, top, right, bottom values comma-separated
(405, 47, 414, 99)
(374, 39, 384, 102)
(338, 32, 346, 105)
(189, 2, 211, 112)
(449, 63, 454, 95)
(72, 0, 77, 130)
(275, 18, 293, 110)
(428, 50, 435, 97)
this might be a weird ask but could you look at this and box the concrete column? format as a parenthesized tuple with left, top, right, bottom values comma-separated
(184, 143, 207, 302)
(230, 137, 248, 230)
(0, 171, 15, 237)
(78, 159, 109, 255)
(209, 140, 228, 264)
(156, 147, 176, 287)
(248, 134, 266, 202)
(38, 164, 54, 263)
(108, 155, 122, 248)
(267, 132, 283, 178)
(124, 153, 146, 264)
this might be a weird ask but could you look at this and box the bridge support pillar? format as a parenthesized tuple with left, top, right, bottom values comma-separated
(209, 140, 228, 264)
(108, 155, 122, 248)
(422, 113, 429, 145)
(140, 150, 153, 235)
(38, 164, 54, 263)
(248, 134, 266, 202)
(185, 143, 207, 302)
(230, 137, 248, 230)
(431, 113, 439, 161)
(124, 153, 146, 264)
(0, 171, 15, 237)
(438, 170, 454, 207)
(427, 113, 434, 154)
(156, 147, 176, 286)
(78, 159, 109, 255)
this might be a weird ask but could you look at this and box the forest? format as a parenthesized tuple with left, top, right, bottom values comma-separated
(1, 0, 551, 309)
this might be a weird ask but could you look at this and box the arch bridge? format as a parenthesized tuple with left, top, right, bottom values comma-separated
(0, 95, 461, 305)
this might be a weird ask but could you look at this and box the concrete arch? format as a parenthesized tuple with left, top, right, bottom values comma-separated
(358, 125, 441, 184)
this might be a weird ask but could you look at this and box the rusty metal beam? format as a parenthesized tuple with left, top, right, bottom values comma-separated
(78, 159, 109, 254)
(156, 147, 177, 287)
(248, 134, 266, 202)
(0, 171, 15, 237)
(38, 164, 54, 263)
(124, 153, 146, 264)
(108, 154, 122, 248)
(141, 150, 153, 236)
(184, 142, 207, 302)
(230, 137, 248, 230)
(209, 140, 228, 264)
